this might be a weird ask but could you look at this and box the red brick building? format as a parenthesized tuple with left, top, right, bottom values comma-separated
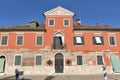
(0, 6, 120, 75)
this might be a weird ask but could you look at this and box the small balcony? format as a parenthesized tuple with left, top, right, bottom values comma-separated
(52, 44, 66, 50)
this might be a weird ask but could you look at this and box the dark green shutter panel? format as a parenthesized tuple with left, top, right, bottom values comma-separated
(36, 56, 42, 65)
(100, 37, 104, 45)
(97, 56, 103, 65)
(77, 56, 83, 65)
(15, 56, 21, 65)
(93, 37, 96, 45)
(110, 37, 115, 45)
(81, 37, 84, 45)
(17, 36, 23, 45)
(1, 36, 8, 45)
(37, 37, 42, 45)
(73, 37, 76, 45)
(111, 55, 120, 73)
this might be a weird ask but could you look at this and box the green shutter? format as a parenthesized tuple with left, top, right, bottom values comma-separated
(37, 36, 42, 45)
(109, 37, 115, 45)
(0, 58, 5, 72)
(100, 37, 104, 45)
(81, 37, 84, 45)
(36, 55, 42, 65)
(15, 56, 21, 65)
(17, 36, 23, 45)
(64, 20, 69, 26)
(111, 55, 120, 73)
(1, 36, 8, 45)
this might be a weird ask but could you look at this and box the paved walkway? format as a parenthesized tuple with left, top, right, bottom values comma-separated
(0, 74, 120, 80)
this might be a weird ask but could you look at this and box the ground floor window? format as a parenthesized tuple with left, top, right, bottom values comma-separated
(35, 55, 42, 65)
(97, 55, 104, 65)
(14, 55, 22, 66)
(77, 56, 83, 65)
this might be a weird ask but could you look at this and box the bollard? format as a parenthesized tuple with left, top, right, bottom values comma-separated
(102, 65, 107, 80)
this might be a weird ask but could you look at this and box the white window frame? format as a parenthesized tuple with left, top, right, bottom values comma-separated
(48, 18, 55, 26)
(63, 19, 70, 26)
(35, 54, 42, 66)
(1, 35, 8, 46)
(16, 35, 24, 46)
(14, 54, 22, 66)
(76, 55, 84, 66)
(36, 35, 43, 46)
(96, 55, 104, 65)
(108, 36, 116, 46)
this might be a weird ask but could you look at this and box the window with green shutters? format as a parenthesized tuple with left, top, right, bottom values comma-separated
(93, 36, 104, 45)
(109, 36, 116, 45)
(36, 55, 42, 65)
(1, 36, 8, 45)
(36, 36, 42, 45)
(49, 19, 55, 26)
(14, 55, 21, 66)
(74, 36, 84, 45)
(64, 19, 70, 26)
(17, 36, 23, 45)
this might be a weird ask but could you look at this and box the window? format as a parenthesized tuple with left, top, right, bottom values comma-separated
(35, 55, 42, 65)
(97, 55, 104, 65)
(49, 19, 55, 26)
(14, 55, 21, 66)
(64, 19, 70, 26)
(1, 36, 8, 45)
(36, 36, 42, 45)
(109, 36, 116, 45)
(93, 36, 104, 45)
(77, 56, 83, 65)
(74, 36, 84, 45)
(16, 36, 23, 45)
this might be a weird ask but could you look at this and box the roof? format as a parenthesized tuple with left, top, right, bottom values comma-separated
(44, 6, 75, 16)
(0, 24, 46, 32)
(73, 23, 120, 31)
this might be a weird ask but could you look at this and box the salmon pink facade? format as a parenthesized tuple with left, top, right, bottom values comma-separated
(0, 6, 120, 75)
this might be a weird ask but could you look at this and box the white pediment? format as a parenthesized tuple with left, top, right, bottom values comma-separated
(44, 6, 75, 16)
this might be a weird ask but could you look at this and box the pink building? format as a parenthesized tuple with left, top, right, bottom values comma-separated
(0, 6, 120, 75)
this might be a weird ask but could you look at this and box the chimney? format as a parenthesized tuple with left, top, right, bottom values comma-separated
(30, 20, 37, 28)
(76, 19, 81, 25)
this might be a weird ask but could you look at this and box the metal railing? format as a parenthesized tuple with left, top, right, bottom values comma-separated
(52, 44, 66, 49)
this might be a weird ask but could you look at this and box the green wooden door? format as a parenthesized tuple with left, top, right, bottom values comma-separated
(55, 53, 64, 73)
(111, 55, 120, 73)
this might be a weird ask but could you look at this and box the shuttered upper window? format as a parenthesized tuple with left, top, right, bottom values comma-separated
(64, 19, 70, 26)
(35, 55, 42, 65)
(48, 19, 55, 26)
(14, 55, 21, 66)
(109, 36, 116, 46)
(74, 36, 84, 45)
(1, 36, 8, 45)
(93, 36, 104, 45)
(17, 36, 23, 45)
(36, 36, 42, 45)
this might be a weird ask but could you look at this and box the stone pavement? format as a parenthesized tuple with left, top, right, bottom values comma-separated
(0, 74, 120, 80)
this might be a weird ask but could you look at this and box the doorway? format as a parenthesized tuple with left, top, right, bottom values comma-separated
(0, 56, 6, 73)
(55, 53, 64, 73)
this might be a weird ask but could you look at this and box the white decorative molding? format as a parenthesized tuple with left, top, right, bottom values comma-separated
(44, 6, 75, 16)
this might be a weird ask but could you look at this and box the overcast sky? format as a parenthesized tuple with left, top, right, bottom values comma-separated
(0, 0, 120, 27)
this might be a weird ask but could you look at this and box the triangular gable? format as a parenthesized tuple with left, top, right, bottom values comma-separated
(44, 6, 75, 16)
